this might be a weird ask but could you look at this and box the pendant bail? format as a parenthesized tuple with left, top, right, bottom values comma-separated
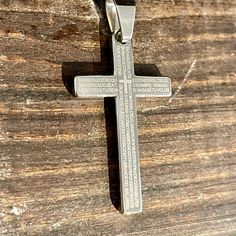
(106, 0, 136, 43)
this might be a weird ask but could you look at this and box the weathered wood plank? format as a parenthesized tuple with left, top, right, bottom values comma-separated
(0, 0, 236, 235)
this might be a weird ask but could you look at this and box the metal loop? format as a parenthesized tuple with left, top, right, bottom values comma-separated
(106, 0, 136, 43)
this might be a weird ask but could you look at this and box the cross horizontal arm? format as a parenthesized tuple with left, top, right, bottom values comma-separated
(74, 76, 118, 97)
(134, 76, 172, 97)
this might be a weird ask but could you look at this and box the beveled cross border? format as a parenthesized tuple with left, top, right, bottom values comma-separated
(74, 35, 172, 214)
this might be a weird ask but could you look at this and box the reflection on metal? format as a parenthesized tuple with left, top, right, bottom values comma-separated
(106, 0, 136, 43)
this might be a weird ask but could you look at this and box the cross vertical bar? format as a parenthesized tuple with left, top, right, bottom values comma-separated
(112, 35, 142, 214)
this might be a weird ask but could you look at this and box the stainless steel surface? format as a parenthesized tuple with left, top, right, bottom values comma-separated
(74, 1, 171, 214)
(74, 36, 171, 215)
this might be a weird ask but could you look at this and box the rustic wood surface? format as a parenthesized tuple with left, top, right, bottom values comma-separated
(1, 0, 236, 235)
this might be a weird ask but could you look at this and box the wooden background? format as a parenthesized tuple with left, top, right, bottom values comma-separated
(1, 0, 236, 235)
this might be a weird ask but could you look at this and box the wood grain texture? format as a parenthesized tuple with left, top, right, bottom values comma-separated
(0, 0, 236, 235)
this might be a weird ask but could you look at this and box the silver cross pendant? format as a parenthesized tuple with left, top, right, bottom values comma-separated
(74, 0, 172, 214)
